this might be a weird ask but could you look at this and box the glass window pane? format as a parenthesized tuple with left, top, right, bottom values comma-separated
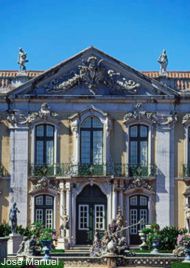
(81, 131, 90, 163)
(36, 196, 43, 205)
(140, 141, 148, 165)
(45, 209, 53, 228)
(130, 209, 138, 234)
(81, 117, 91, 128)
(36, 125, 44, 137)
(130, 196, 137, 206)
(36, 141, 44, 164)
(92, 117, 102, 128)
(36, 209, 43, 224)
(130, 126, 137, 137)
(46, 196, 53, 206)
(46, 125, 54, 137)
(130, 141, 137, 164)
(46, 141, 54, 165)
(140, 196, 148, 206)
(93, 131, 103, 164)
(140, 126, 148, 137)
(140, 209, 148, 229)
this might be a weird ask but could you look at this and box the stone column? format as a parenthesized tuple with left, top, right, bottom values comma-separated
(112, 184, 117, 219)
(107, 183, 112, 225)
(59, 183, 64, 228)
(65, 182, 71, 242)
(155, 114, 176, 227)
(10, 126, 29, 227)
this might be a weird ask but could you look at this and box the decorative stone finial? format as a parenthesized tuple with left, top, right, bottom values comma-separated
(18, 48, 28, 71)
(157, 49, 168, 76)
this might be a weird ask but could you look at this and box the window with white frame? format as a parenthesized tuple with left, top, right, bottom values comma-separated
(35, 195, 54, 228)
(35, 124, 54, 165)
(78, 205, 89, 230)
(94, 205, 105, 230)
(80, 117, 103, 164)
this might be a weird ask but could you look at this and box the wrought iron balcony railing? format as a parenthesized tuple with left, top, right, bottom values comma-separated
(29, 163, 157, 178)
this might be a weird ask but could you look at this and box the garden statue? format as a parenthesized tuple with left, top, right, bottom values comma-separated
(17, 235, 39, 256)
(18, 48, 28, 71)
(9, 202, 20, 234)
(90, 207, 143, 257)
(157, 49, 168, 75)
(63, 210, 70, 230)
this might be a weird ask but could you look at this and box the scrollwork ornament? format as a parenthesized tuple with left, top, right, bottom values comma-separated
(182, 114, 190, 125)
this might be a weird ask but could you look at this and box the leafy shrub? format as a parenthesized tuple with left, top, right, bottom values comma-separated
(141, 224, 188, 251)
(0, 223, 11, 236)
(159, 226, 179, 250)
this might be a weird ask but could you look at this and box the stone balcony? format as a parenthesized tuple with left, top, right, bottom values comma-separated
(28, 163, 157, 179)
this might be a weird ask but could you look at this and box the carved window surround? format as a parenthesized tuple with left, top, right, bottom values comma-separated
(69, 105, 112, 165)
(123, 104, 177, 177)
(29, 177, 60, 227)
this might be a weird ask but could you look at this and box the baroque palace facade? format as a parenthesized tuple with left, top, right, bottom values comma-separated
(0, 47, 190, 245)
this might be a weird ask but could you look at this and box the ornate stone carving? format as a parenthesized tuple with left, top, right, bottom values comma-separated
(31, 177, 59, 193)
(124, 103, 177, 127)
(125, 178, 153, 192)
(123, 103, 156, 124)
(182, 114, 190, 125)
(153, 112, 177, 126)
(7, 103, 58, 126)
(46, 56, 140, 95)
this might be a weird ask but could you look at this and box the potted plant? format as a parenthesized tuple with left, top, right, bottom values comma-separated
(39, 228, 53, 260)
(152, 233, 160, 254)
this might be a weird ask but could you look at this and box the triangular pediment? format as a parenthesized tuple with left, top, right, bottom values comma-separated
(8, 47, 178, 98)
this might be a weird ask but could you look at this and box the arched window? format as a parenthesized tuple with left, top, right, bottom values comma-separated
(35, 124, 54, 165)
(80, 117, 103, 164)
(129, 124, 148, 175)
(35, 194, 54, 228)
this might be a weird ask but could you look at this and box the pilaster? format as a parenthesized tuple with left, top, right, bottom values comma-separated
(10, 126, 29, 227)
(155, 116, 176, 227)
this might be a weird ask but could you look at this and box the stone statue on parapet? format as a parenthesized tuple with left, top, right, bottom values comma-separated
(157, 49, 168, 75)
(18, 48, 28, 71)
(9, 202, 20, 234)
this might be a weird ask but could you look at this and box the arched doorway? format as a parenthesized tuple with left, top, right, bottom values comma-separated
(76, 184, 107, 245)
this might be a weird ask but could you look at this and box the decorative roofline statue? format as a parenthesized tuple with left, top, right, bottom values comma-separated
(18, 48, 28, 71)
(157, 49, 168, 75)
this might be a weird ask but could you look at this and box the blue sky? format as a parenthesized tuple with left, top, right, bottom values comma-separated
(0, 0, 190, 71)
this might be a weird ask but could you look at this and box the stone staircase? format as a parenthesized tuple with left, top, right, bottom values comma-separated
(63, 245, 91, 257)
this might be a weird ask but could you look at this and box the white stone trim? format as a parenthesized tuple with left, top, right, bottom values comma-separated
(70, 106, 112, 165)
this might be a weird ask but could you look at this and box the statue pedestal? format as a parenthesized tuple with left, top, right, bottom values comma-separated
(11, 71, 28, 88)
(7, 233, 23, 255)
(105, 253, 117, 268)
(56, 237, 70, 250)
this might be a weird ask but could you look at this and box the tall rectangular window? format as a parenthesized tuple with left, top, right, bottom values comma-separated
(80, 117, 103, 164)
(129, 125, 148, 166)
(35, 124, 54, 165)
